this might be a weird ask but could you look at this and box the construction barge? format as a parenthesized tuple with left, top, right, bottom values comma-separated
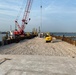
(0, 32, 38, 46)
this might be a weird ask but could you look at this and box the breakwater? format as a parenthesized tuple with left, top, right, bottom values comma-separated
(53, 35, 76, 46)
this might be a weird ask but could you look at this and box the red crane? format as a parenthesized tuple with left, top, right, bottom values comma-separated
(14, 0, 33, 36)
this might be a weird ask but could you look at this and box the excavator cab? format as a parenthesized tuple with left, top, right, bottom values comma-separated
(45, 33, 52, 42)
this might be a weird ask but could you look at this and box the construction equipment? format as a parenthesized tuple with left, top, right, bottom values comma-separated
(45, 33, 52, 42)
(14, 0, 33, 37)
(32, 28, 38, 37)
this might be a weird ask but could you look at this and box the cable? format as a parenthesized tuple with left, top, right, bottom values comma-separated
(15, 0, 25, 30)
(40, 0, 42, 32)
(16, 0, 25, 21)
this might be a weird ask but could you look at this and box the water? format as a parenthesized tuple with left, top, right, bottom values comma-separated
(0, 34, 6, 41)
(52, 33, 76, 37)
(51, 33, 76, 41)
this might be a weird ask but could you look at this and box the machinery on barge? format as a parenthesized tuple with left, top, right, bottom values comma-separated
(14, 0, 33, 37)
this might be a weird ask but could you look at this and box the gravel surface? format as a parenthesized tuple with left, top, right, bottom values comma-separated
(0, 37, 76, 57)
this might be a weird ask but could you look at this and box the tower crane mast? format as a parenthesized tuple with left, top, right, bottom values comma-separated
(14, 0, 33, 36)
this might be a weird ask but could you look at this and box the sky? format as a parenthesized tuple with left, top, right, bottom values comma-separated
(0, 0, 76, 32)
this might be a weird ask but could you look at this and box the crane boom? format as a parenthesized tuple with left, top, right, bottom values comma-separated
(14, 0, 33, 35)
(22, 0, 33, 30)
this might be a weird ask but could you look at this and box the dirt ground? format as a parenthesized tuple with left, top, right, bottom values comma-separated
(0, 37, 76, 57)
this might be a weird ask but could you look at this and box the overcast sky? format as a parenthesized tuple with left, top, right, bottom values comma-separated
(0, 0, 76, 32)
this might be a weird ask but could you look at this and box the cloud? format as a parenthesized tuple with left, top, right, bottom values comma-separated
(0, 0, 26, 21)
(0, 0, 76, 32)
(0, 0, 26, 13)
(44, 1, 76, 14)
(45, 5, 76, 14)
(0, 4, 20, 11)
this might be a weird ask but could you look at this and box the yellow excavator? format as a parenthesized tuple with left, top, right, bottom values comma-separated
(45, 33, 52, 42)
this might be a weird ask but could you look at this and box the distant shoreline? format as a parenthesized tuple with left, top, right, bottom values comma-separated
(0, 32, 7, 34)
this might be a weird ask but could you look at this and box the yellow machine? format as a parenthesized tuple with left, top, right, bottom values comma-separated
(26, 32, 31, 37)
(45, 33, 52, 42)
